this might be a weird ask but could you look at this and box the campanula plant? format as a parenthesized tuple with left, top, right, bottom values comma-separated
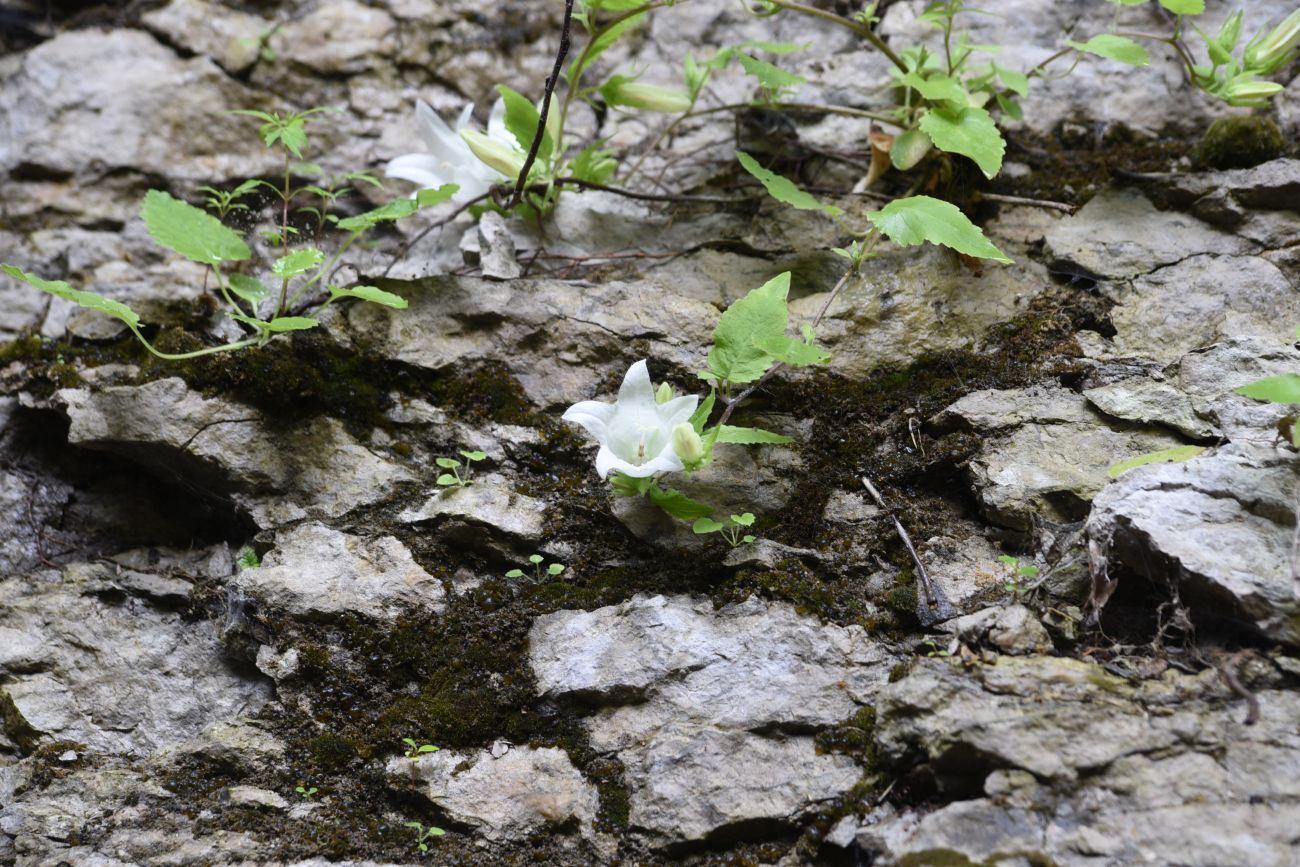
(3, 108, 455, 360)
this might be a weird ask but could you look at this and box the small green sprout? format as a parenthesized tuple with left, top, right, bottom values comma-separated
(436, 450, 487, 488)
(402, 738, 440, 760)
(506, 554, 566, 582)
(405, 821, 446, 852)
(922, 638, 953, 658)
(997, 554, 1039, 598)
(295, 785, 318, 799)
(692, 513, 757, 547)
(236, 545, 260, 570)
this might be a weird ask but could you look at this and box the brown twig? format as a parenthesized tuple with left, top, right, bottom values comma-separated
(1217, 650, 1260, 726)
(508, 0, 575, 209)
(973, 191, 1076, 213)
(860, 475, 937, 606)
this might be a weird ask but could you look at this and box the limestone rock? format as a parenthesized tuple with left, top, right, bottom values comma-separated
(398, 476, 548, 552)
(232, 522, 445, 622)
(390, 743, 600, 843)
(141, 0, 268, 74)
(0, 564, 272, 755)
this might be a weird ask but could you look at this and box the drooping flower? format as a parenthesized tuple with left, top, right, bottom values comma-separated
(385, 99, 515, 203)
(460, 129, 526, 180)
(563, 360, 699, 479)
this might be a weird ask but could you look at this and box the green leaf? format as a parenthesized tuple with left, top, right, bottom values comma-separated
(1067, 35, 1150, 67)
(752, 333, 831, 367)
(1, 264, 141, 329)
(994, 64, 1029, 96)
(917, 105, 1004, 178)
(731, 512, 755, 526)
(1159, 0, 1203, 14)
(715, 425, 793, 445)
(1236, 374, 1300, 404)
(329, 284, 408, 309)
(735, 39, 808, 55)
(264, 316, 319, 332)
(271, 247, 325, 278)
(334, 198, 420, 233)
(890, 128, 933, 171)
(228, 273, 270, 303)
(610, 472, 656, 497)
(547, 563, 565, 575)
(416, 185, 459, 208)
(141, 190, 251, 266)
(692, 517, 725, 534)
(588, 0, 645, 10)
(689, 389, 716, 433)
(436, 474, 459, 486)
(496, 84, 553, 163)
(570, 11, 646, 81)
(1107, 446, 1206, 478)
(735, 53, 804, 94)
(528, 554, 544, 564)
(461, 450, 487, 461)
(648, 485, 715, 520)
(866, 195, 1011, 263)
(900, 71, 968, 103)
(506, 569, 525, 577)
(736, 152, 842, 216)
(435, 457, 460, 469)
(701, 272, 791, 385)
(995, 92, 1024, 121)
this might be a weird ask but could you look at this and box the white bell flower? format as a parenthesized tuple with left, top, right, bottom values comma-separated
(563, 360, 699, 479)
(385, 99, 514, 203)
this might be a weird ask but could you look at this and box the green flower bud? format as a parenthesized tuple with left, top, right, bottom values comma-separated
(459, 129, 525, 179)
(1245, 9, 1300, 74)
(671, 422, 706, 468)
(655, 382, 674, 404)
(1219, 76, 1285, 106)
(1216, 9, 1244, 53)
(603, 80, 693, 113)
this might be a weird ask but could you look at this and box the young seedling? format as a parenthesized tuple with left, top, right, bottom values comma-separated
(402, 738, 440, 760)
(998, 554, 1040, 599)
(692, 513, 757, 547)
(295, 785, 318, 800)
(436, 450, 487, 488)
(236, 545, 260, 570)
(505, 554, 566, 582)
(404, 821, 446, 853)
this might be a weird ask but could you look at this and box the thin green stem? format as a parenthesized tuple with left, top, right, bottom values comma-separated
(129, 326, 261, 360)
(756, 0, 908, 73)
(286, 231, 360, 310)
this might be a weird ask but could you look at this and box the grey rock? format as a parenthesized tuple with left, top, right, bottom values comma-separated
(1111, 254, 1297, 363)
(1131, 158, 1300, 212)
(54, 378, 412, 528)
(861, 656, 1300, 866)
(475, 211, 522, 280)
(1043, 187, 1253, 281)
(164, 719, 286, 772)
(269, 0, 397, 75)
(390, 743, 600, 843)
(398, 476, 548, 552)
(621, 723, 861, 844)
(987, 604, 1052, 656)
(1176, 336, 1300, 441)
(722, 538, 821, 570)
(223, 785, 289, 812)
(0, 29, 274, 182)
(1084, 376, 1218, 439)
(232, 522, 445, 622)
(0, 564, 271, 755)
(141, 0, 267, 74)
(935, 385, 1185, 531)
(1087, 444, 1300, 646)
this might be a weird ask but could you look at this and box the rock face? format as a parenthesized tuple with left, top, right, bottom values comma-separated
(390, 744, 601, 843)
(53, 378, 412, 527)
(859, 656, 1300, 867)
(232, 522, 446, 622)
(530, 594, 891, 844)
(0, 563, 272, 754)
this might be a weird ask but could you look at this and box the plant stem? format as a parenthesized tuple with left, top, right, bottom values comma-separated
(510, 0, 576, 208)
(756, 0, 908, 73)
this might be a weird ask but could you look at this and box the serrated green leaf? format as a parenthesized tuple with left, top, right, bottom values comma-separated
(1236, 374, 1300, 404)
(1, 264, 141, 328)
(496, 84, 553, 163)
(890, 128, 933, 171)
(1107, 446, 1206, 478)
(737, 151, 842, 216)
(866, 195, 1011, 263)
(917, 105, 1004, 178)
(752, 334, 831, 367)
(329, 284, 408, 309)
(701, 272, 790, 385)
(570, 11, 646, 81)
(689, 389, 716, 434)
(900, 71, 968, 103)
(648, 485, 715, 520)
(692, 517, 725, 534)
(610, 472, 656, 497)
(994, 64, 1029, 96)
(715, 425, 793, 445)
(271, 246, 325, 278)
(334, 198, 420, 233)
(1159, 0, 1203, 14)
(228, 273, 269, 303)
(735, 52, 804, 93)
(142, 190, 251, 266)
(1067, 35, 1150, 66)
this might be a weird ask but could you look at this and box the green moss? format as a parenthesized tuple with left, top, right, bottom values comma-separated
(0, 691, 42, 754)
(717, 562, 874, 626)
(308, 732, 360, 773)
(1197, 115, 1285, 170)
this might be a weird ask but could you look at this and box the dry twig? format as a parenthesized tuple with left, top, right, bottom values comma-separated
(860, 475, 937, 606)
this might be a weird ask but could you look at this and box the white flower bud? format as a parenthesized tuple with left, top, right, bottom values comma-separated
(605, 81, 693, 113)
(671, 422, 706, 468)
(655, 382, 674, 404)
(459, 129, 525, 179)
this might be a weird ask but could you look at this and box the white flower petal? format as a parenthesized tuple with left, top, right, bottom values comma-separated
(659, 393, 699, 427)
(596, 445, 639, 479)
(639, 450, 685, 476)
(616, 360, 658, 416)
(384, 154, 451, 189)
(415, 101, 467, 166)
(487, 98, 509, 143)
(562, 400, 615, 442)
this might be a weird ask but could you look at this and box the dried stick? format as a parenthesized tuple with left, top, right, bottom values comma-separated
(509, 0, 575, 209)
(1217, 650, 1260, 726)
(860, 475, 937, 606)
